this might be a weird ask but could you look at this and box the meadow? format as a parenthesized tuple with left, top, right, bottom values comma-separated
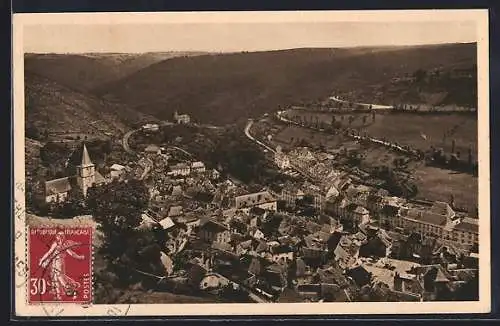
(285, 109, 477, 157)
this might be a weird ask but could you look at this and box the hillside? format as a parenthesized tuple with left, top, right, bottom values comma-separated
(25, 71, 158, 138)
(24, 52, 208, 93)
(95, 43, 477, 125)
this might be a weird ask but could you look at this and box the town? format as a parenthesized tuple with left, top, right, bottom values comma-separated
(29, 91, 479, 304)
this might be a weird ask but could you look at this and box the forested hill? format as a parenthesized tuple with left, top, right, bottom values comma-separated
(94, 43, 476, 125)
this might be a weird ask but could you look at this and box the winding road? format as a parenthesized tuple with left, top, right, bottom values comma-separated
(122, 129, 140, 156)
(122, 128, 153, 180)
(244, 119, 318, 183)
(329, 95, 394, 110)
(244, 120, 276, 154)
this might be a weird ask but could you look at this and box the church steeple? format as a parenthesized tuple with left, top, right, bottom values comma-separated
(81, 143, 93, 166)
(76, 143, 95, 197)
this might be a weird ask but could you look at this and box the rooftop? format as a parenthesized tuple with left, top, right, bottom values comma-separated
(168, 205, 183, 217)
(80, 144, 93, 166)
(171, 163, 189, 170)
(159, 216, 175, 230)
(354, 206, 369, 215)
(200, 219, 228, 233)
(453, 217, 479, 234)
(45, 177, 72, 195)
(145, 144, 161, 152)
(192, 161, 205, 169)
(235, 191, 276, 209)
(110, 163, 126, 171)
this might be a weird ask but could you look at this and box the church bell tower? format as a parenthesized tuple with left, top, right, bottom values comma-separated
(76, 144, 96, 197)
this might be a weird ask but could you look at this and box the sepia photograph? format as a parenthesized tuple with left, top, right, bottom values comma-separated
(13, 10, 490, 316)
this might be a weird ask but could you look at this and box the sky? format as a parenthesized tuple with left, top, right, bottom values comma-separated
(23, 20, 477, 54)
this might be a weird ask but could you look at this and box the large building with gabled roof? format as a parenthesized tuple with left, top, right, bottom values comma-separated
(44, 143, 106, 203)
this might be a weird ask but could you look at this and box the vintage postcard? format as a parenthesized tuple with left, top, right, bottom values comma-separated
(13, 10, 490, 317)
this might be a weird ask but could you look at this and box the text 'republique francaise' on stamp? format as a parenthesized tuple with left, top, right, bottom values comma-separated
(28, 226, 93, 305)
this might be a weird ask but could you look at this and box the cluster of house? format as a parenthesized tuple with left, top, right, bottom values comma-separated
(43, 139, 478, 303)
(142, 123, 160, 132)
(136, 168, 478, 303)
(143, 144, 210, 177)
(173, 111, 191, 124)
(275, 146, 479, 251)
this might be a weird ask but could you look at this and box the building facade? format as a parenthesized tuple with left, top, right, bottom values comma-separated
(44, 144, 105, 202)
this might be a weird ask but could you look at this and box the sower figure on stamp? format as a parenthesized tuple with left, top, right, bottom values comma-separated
(39, 231, 85, 300)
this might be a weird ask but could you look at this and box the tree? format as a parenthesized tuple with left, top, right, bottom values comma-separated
(26, 124, 42, 140)
(348, 116, 355, 126)
(86, 179, 161, 288)
(59, 186, 87, 218)
(413, 69, 427, 83)
(261, 213, 284, 237)
(40, 141, 71, 171)
(468, 146, 473, 167)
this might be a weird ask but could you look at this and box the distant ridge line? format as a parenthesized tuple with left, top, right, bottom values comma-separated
(23, 42, 475, 55)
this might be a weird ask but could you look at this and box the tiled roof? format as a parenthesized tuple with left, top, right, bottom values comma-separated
(347, 265, 372, 287)
(110, 164, 126, 171)
(306, 221, 322, 233)
(45, 177, 71, 195)
(239, 239, 253, 250)
(454, 218, 478, 233)
(270, 245, 294, 254)
(168, 206, 183, 217)
(159, 217, 175, 229)
(145, 144, 161, 152)
(354, 206, 369, 215)
(345, 203, 358, 212)
(200, 219, 228, 232)
(434, 268, 450, 283)
(407, 208, 448, 226)
(171, 163, 189, 170)
(95, 171, 106, 184)
(430, 201, 455, 219)
(315, 231, 331, 243)
(192, 161, 205, 168)
(255, 240, 268, 253)
(172, 185, 183, 196)
(235, 191, 275, 209)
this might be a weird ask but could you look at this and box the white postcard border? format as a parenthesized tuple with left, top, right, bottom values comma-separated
(13, 9, 491, 317)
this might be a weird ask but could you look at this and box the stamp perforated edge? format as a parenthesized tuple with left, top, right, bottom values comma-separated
(25, 224, 95, 306)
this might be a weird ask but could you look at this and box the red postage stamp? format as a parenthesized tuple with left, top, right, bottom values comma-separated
(28, 226, 93, 304)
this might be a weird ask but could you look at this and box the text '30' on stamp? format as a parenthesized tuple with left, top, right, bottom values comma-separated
(28, 226, 93, 305)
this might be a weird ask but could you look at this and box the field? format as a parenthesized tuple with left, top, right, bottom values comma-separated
(412, 166, 478, 211)
(364, 112, 477, 155)
(285, 109, 477, 157)
(272, 125, 350, 150)
(264, 119, 478, 211)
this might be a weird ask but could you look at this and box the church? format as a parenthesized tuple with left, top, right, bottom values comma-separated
(44, 144, 106, 203)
